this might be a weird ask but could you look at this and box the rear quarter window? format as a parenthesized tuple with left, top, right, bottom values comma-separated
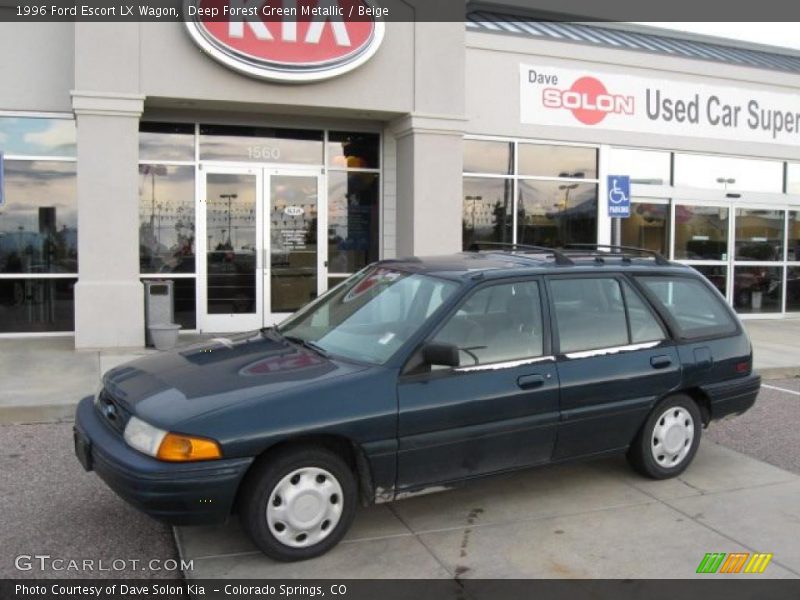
(635, 275, 738, 339)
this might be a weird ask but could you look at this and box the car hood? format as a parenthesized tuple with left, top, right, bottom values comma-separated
(102, 331, 368, 429)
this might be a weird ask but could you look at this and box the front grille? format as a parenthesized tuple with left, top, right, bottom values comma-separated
(95, 388, 131, 435)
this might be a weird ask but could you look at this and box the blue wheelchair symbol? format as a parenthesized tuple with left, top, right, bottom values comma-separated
(609, 178, 628, 204)
(606, 175, 630, 218)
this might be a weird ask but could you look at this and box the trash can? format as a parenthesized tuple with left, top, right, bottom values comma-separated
(143, 280, 181, 349)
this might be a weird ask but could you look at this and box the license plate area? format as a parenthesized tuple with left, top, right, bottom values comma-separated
(74, 428, 93, 472)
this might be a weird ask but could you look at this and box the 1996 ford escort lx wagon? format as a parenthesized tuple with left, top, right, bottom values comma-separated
(74, 244, 760, 561)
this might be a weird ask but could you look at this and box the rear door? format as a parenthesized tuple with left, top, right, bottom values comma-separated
(547, 275, 682, 460)
(396, 278, 559, 491)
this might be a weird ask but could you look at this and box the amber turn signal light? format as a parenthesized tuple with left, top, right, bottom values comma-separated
(156, 432, 222, 462)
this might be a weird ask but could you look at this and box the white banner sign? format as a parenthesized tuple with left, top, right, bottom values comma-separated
(520, 63, 800, 145)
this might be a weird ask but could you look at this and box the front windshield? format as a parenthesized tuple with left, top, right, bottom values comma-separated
(278, 266, 459, 364)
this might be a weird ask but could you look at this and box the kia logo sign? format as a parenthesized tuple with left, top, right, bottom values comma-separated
(185, 0, 385, 83)
(284, 205, 304, 216)
(542, 76, 634, 125)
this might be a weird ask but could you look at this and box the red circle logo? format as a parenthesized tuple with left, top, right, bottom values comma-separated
(187, 0, 384, 82)
(568, 76, 610, 125)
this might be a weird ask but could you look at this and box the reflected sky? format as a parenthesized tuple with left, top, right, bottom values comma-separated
(0, 118, 76, 157)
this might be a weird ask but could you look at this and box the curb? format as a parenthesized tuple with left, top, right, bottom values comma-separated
(757, 367, 800, 380)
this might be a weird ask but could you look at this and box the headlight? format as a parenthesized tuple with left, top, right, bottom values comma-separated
(123, 416, 167, 457)
(123, 416, 222, 462)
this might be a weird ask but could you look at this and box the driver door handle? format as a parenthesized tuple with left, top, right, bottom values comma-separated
(517, 374, 545, 389)
(650, 355, 672, 369)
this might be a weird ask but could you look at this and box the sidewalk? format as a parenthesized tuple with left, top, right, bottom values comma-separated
(0, 320, 797, 424)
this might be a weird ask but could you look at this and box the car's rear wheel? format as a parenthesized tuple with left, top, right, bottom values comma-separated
(239, 447, 357, 561)
(627, 394, 702, 479)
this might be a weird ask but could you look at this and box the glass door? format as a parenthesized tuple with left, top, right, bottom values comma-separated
(264, 170, 326, 326)
(197, 166, 263, 332)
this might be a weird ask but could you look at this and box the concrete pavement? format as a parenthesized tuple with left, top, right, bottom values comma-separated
(175, 440, 800, 579)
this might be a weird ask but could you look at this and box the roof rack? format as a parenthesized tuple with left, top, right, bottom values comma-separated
(467, 241, 574, 266)
(563, 243, 671, 265)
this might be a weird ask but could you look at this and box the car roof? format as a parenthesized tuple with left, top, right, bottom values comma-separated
(379, 250, 696, 282)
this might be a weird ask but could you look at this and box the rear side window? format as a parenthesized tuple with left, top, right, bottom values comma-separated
(550, 278, 629, 353)
(636, 276, 737, 339)
(550, 277, 667, 354)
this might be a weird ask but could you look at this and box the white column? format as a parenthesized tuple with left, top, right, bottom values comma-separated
(72, 91, 145, 348)
(392, 114, 466, 257)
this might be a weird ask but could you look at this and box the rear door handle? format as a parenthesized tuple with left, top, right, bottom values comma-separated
(650, 355, 672, 369)
(517, 374, 546, 389)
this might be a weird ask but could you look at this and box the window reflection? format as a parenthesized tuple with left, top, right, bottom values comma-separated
(608, 148, 670, 185)
(328, 172, 379, 273)
(691, 265, 727, 299)
(328, 132, 379, 169)
(517, 181, 597, 247)
(674, 205, 729, 261)
(463, 140, 513, 175)
(788, 211, 800, 262)
(0, 117, 76, 157)
(138, 165, 195, 274)
(0, 161, 77, 274)
(733, 266, 782, 313)
(734, 209, 784, 261)
(621, 202, 669, 255)
(674, 154, 782, 193)
(199, 124, 323, 164)
(787, 267, 800, 312)
(139, 122, 195, 162)
(462, 178, 513, 250)
(518, 144, 597, 179)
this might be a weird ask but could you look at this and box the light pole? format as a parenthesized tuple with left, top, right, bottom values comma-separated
(220, 193, 237, 248)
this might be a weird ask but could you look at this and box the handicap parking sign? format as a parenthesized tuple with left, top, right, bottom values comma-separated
(607, 175, 630, 218)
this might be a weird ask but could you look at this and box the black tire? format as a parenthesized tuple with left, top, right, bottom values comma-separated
(239, 446, 357, 561)
(627, 394, 702, 480)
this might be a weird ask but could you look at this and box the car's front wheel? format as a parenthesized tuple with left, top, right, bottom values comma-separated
(239, 446, 357, 561)
(627, 394, 702, 479)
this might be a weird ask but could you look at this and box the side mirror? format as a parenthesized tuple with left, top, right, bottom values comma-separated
(422, 342, 460, 368)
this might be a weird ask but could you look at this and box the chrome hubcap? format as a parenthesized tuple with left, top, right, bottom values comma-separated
(266, 467, 343, 548)
(651, 407, 694, 468)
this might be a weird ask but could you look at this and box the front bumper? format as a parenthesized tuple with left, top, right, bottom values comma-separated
(702, 373, 761, 421)
(73, 396, 253, 525)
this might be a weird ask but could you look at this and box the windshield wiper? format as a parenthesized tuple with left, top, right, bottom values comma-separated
(283, 335, 330, 358)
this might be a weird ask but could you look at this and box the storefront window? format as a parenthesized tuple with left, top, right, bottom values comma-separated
(608, 148, 671, 185)
(139, 122, 195, 162)
(787, 267, 800, 312)
(674, 154, 783, 193)
(621, 202, 669, 256)
(788, 211, 800, 262)
(138, 165, 195, 274)
(788, 164, 800, 195)
(0, 161, 78, 274)
(733, 266, 782, 313)
(328, 131, 379, 169)
(328, 172, 379, 274)
(691, 265, 727, 299)
(674, 205, 729, 261)
(0, 278, 75, 333)
(462, 177, 513, 250)
(463, 140, 513, 175)
(0, 117, 76, 157)
(734, 209, 784, 261)
(518, 144, 597, 179)
(199, 124, 323, 164)
(517, 181, 597, 247)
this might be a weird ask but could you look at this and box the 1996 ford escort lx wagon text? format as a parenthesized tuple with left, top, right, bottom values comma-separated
(74, 244, 760, 561)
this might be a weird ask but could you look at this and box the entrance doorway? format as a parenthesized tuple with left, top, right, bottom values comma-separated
(197, 166, 326, 332)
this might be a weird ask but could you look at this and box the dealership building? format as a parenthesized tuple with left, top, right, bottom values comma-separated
(1, 6, 800, 347)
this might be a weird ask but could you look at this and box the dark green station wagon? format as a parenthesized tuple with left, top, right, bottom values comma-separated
(74, 244, 760, 561)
